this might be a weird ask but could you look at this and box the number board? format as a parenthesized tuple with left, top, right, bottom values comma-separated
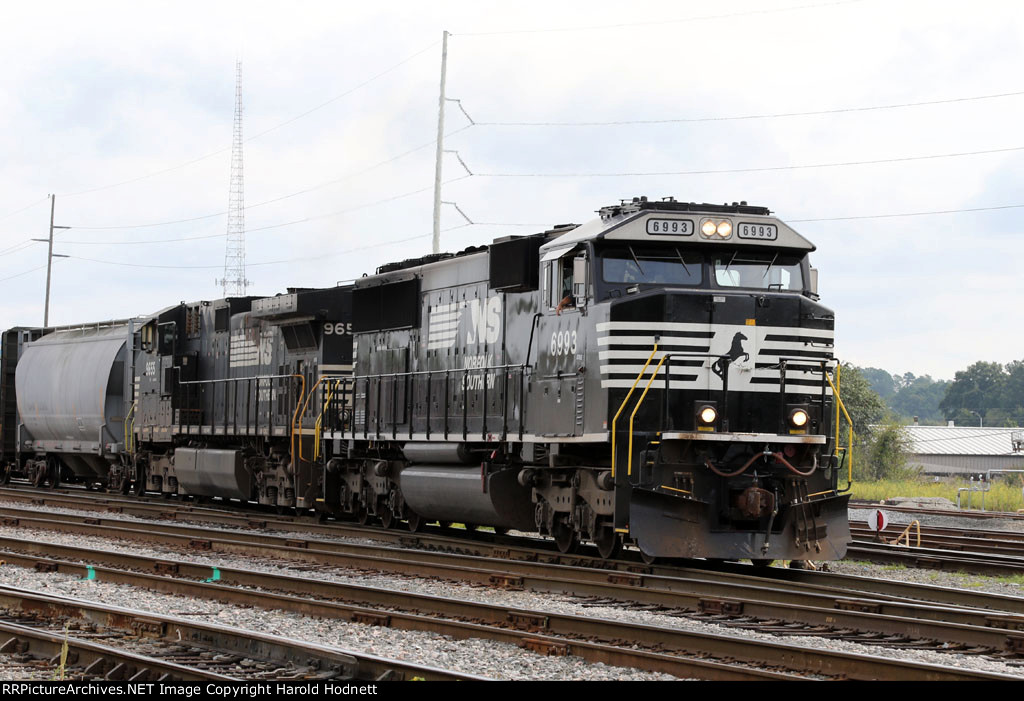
(646, 218, 693, 236)
(737, 222, 778, 240)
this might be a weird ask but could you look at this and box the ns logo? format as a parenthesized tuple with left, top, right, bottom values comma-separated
(467, 296, 501, 345)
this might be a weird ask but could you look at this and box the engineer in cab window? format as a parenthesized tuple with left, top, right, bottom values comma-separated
(556, 257, 575, 315)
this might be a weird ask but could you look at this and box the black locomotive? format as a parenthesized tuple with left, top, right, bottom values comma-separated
(1, 198, 850, 562)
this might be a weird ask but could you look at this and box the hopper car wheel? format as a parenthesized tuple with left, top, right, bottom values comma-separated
(132, 475, 146, 497)
(0, 465, 10, 486)
(406, 510, 423, 533)
(493, 527, 508, 536)
(638, 546, 658, 565)
(751, 559, 775, 568)
(437, 521, 452, 530)
(356, 505, 370, 525)
(594, 527, 622, 560)
(32, 466, 45, 488)
(275, 505, 295, 516)
(552, 518, 579, 555)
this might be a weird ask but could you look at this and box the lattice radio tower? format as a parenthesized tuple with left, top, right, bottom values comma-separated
(219, 60, 249, 297)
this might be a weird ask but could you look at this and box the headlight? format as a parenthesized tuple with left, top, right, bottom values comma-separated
(700, 218, 733, 239)
(700, 406, 718, 424)
(789, 408, 809, 428)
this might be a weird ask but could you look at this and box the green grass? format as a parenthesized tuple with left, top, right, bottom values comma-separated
(850, 478, 1024, 513)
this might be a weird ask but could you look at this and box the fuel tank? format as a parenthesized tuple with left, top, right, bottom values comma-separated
(398, 465, 535, 530)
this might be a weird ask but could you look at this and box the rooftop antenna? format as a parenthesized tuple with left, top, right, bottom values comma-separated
(219, 60, 249, 297)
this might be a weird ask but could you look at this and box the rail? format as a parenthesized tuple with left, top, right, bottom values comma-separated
(321, 364, 530, 443)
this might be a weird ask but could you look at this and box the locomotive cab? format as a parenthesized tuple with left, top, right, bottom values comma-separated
(574, 199, 847, 561)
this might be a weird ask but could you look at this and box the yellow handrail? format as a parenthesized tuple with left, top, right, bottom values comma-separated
(123, 402, 137, 457)
(627, 355, 670, 476)
(289, 374, 307, 465)
(824, 369, 854, 489)
(833, 363, 841, 452)
(610, 344, 659, 478)
(313, 379, 345, 461)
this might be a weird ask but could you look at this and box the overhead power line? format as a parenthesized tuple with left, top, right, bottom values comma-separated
(68, 126, 474, 232)
(455, 0, 863, 36)
(56, 42, 439, 199)
(0, 263, 49, 283)
(476, 145, 1024, 178)
(5, 198, 1021, 282)
(56, 176, 473, 245)
(790, 203, 1024, 223)
(0, 197, 50, 225)
(473, 89, 1024, 126)
(63, 225, 472, 271)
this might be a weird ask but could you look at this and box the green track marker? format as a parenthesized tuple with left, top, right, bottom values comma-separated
(204, 567, 221, 583)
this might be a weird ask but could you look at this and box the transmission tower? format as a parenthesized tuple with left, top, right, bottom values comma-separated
(220, 60, 249, 297)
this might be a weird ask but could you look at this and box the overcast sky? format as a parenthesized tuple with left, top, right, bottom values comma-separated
(0, 0, 1020, 379)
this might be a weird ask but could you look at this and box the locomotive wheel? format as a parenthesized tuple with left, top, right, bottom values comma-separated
(132, 475, 146, 496)
(406, 510, 423, 533)
(437, 521, 452, 530)
(492, 527, 508, 536)
(380, 506, 395, 530)
(356, 505, 370, 525)
(751, 558, 775, 568)
(593, 527, 622, 560)
(552, 518, 579, 554)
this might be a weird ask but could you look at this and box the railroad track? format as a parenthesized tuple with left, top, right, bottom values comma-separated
(10, 484, 1024, 589)
(0, 504, 1022, 679)
(0, 583, 484, 682)
(2, 484, 1024, 614)
(850, 501, 1024, 522)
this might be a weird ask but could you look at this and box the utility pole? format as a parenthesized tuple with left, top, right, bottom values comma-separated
(431, 30, 449, 255)
(44, 195, 55, 327)
(34, 194, 70, 327)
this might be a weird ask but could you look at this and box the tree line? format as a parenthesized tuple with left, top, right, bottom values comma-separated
(836, 358, 1024, 481)
(858, 359, 1024, 427)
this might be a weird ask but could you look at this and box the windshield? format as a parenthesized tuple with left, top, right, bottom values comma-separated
(601, 246, 702, 286)
(712, 252, 803, 291)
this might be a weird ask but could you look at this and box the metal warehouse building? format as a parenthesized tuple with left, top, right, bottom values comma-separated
(903, 425, 1024, 475)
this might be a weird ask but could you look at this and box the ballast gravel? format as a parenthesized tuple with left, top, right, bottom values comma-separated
(0, 498, 1023, 678)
